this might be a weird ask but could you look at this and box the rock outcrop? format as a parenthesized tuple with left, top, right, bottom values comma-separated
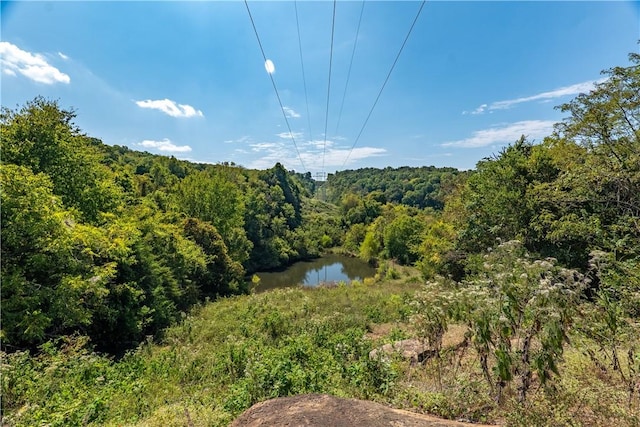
(230, 394, 495, 427)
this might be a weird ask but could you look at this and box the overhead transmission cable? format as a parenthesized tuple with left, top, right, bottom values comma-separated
(342, 0, 426, 166)
(321, 0, 337, 175)
(334, 0, 365, 136)
(294, 1, 314, 146)
(244, 0, 307, 172)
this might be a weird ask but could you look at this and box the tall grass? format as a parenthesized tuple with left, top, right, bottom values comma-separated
(2, 277, 418, 426)
(4, 270, 639, 426)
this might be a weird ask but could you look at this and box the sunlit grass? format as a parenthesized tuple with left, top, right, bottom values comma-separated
(2, 270, 421, 426)
(4, 266, 639, 426)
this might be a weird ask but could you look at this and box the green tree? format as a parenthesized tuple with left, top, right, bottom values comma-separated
(86, 209, 211, 352)
(327, 166, 459, 209)
(1, 97, 120, 222)
(183, 217, 245, 297)
(242, 165, 311, 271)
(416, 218, 462, 280)
(1, 165, 113, 348)
(457, 137, 560, 257)
(344, 223, 368, 253)
(383, 211, 425, 265)
(539, 52, 640, 264)
(175, 169, 251, 264)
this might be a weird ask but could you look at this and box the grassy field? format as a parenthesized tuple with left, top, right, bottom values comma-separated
(2, 265, 420, 426)
(2, 264, 639, 426)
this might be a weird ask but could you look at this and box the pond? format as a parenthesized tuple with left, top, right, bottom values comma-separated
(254, 254, 376, 293)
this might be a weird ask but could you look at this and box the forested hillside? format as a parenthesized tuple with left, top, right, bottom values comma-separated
(2, 53, 639, 426)
(336, 54, 639, 282)
(0, 99, 342, 353)
(325, 166, 462, 209)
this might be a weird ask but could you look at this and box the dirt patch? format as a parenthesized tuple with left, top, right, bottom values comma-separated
(366, 322, 401, 341)
(230, 394, 496, 427)
(442, 324, 469, 349)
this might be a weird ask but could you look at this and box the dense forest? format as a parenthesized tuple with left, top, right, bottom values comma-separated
(1, 54, 639, 425)
(0, 102, 344, 354)
(325, 165, 462, 209)
(0, 94, 461, 355)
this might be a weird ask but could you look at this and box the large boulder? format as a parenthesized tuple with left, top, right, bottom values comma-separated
(230, 394, 495, 427)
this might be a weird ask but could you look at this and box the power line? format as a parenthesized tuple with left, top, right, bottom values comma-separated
(321, 0, 337, 173)
(342, 0, 426, 167)
(294, 1, 314, 145)
(334, 0, 366, 136)
(244, 0, 307, 172)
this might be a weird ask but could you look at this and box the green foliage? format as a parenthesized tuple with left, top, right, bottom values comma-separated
(340, 192, 383, 226)
(0, 105, 253, 352)
(1, 97, 120, 222)
(356, 204, 431, 267)
(326, 166, 460, 210)
(175, 169, 251, 264)
(295, 199, 343, 256)
(415, 218, 462, 280)
(450, 54, 640, 271)
(456, 137, 559, 256)
(383, 210, 425, 265)
(2, 98, 342, 353)
(259, 163, 303, 228)
(344, 223, 368, 253)
(413, 241, 588, 403)
(182, 218, 245, 297)
(360, 225, 383, 263)
(2, 281, 419, 426)
(539, 53, 640, 265)
(1, 165, 113, 349)
(242, 164, 312, 271)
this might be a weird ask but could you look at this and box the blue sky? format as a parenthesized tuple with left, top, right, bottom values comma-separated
(1, 1, 638, 173)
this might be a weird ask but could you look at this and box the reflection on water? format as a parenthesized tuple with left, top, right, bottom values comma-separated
(254, 254, 376, 293)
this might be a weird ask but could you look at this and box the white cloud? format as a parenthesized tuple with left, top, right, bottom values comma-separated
(305, 139, 335, 149)
(250, 142, 280, 152)
(243, 136, 386, 171)
(442, 120, 556, 148)
(0, 41, 70, 84)
(490, 80, 604, 110)
(471, 104, 487, 115)
(138, 138, 192, 152)
(320, 147, 386, 166)
(135, 99, 204, 118)
(283, 106, 300, 118)
(58, 52, 69, 60)
(224, 135, 252, 144)
(468, 79, 604, 114)
(276, 131, 304, 140)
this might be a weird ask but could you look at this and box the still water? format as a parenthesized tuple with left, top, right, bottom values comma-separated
(254, 254, 376, 293)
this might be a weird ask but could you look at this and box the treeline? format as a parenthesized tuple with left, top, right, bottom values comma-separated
(1, 99, 337, 354)
(338, 54, 640, 404)
(326, 165, 461, 209)
(340, 54, 639, 282)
